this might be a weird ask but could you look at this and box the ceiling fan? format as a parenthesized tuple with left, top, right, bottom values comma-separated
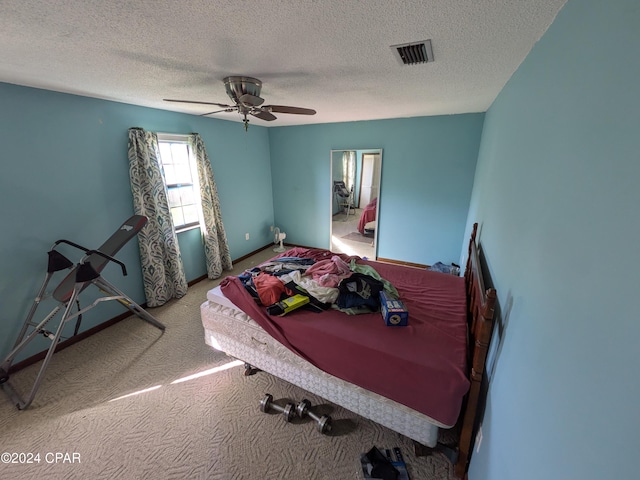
(164, 76, 316, 131)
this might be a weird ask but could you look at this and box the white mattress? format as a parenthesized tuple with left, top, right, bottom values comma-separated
(201, 285, 443, 447)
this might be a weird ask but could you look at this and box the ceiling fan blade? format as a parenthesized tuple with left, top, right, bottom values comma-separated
(251, 110, 277, 121)
(266, 105, 316, 115)
(164, 99, 232, 108)
(239, 93, 265, 107)
(201, 108, 237, 116)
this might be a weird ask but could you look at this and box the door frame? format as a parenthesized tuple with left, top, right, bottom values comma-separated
(329, 148, 383, 259)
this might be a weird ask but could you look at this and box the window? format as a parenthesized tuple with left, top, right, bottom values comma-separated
(157, 134, 200, 231)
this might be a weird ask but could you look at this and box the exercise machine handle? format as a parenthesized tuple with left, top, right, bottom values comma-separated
(52, 239, 91, 253)
(51, 240, 127, 276)
(82, 250, 128, 277)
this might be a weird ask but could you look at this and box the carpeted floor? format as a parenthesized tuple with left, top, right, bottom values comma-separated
(0, 248, 459, 480)
(331, 209, 375, 259)
(341, 232, 375, 244)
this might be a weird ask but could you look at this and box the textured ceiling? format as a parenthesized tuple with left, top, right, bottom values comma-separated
(0, 0, 567, 127)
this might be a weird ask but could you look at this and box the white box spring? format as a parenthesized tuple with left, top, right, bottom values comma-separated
(201, 286, 444, 447)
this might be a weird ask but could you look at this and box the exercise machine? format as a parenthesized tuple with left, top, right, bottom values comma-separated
(0, 215, 165, 409)
(333, 180, 354, 218)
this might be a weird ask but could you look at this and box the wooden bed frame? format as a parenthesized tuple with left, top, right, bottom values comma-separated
(452, 222, 497, 477)
(405, 223, 496, 478)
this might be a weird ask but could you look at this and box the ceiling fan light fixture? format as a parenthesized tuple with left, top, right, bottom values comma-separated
(391, 40, 434, 65)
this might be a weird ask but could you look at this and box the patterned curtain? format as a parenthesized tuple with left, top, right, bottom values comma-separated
(127, 128, 188, 307)
(342, 150, 356, 192)
(189, 133, 233, 278)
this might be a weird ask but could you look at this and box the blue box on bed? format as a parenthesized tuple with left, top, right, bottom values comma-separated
(380, 291, 408, 326)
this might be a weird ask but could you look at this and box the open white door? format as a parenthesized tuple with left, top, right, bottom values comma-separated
(359, 153, 380, 207)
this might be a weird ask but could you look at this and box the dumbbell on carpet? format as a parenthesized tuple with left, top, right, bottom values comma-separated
(260, 393, 296, 422)
(296, 399, 332, 434)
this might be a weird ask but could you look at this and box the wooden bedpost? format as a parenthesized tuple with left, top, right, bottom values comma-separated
(464, 223, 478, 291)
(455, 222, 497, 478)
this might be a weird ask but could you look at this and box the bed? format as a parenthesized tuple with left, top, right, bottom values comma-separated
(200, 223, 496, 477)
(357, 197, 377, 234)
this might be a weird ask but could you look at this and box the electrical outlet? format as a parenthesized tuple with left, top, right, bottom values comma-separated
(245, 233, 249, 240)
(475, 425, 483, 452)
(270, 225, 274, 232)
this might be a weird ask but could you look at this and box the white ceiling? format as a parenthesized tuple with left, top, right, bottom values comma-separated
(0, 0, 567, 127)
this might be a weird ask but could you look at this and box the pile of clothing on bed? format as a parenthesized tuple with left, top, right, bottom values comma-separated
(237, 248, 399, 315)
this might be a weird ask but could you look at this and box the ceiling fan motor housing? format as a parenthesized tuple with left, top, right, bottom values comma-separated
(223, 76, 262, 104)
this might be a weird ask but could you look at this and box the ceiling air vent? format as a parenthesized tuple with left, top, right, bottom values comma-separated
(391, 40, 434, 65)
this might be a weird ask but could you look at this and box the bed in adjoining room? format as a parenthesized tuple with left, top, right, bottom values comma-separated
(200, 223, 496, 477)
(357, 197, 377, 235)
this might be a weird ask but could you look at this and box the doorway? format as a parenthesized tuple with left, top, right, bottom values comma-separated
(330, 149, 382, 259)
(359, 153, 381, 207)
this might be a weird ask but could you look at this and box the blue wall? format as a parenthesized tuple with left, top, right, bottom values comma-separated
(269, 115, 484, 265)
(0, 83, 274, 362)
(464, 1, 640, 479)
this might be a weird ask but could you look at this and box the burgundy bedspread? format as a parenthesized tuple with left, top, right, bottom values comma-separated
(220, 247, 469, 426)
(357, 197, 377, 233)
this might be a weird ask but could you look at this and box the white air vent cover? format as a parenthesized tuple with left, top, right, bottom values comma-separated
(391, 40, 434, 65)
